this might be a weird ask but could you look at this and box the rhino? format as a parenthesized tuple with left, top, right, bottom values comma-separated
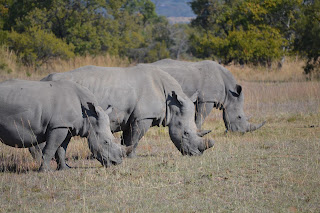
(150, 59, 265, 133)
(0, 79, 131, 171)
(38, 65, 214, 158)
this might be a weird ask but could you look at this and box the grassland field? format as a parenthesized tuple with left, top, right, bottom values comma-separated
(0, 56, 319, 212)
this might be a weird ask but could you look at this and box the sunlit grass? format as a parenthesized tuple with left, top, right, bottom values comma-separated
(1, 78, 319, 211)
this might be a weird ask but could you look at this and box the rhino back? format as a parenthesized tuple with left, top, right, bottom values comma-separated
(43, 65, 171, 131)
(152, 59, 235, 103)
(0, 80, 88, 147)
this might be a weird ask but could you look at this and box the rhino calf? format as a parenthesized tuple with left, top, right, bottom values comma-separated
(0, 79, 131, 171)
(150, 59, 265, 133)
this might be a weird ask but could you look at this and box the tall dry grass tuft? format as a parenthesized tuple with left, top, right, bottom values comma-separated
(0, 52, 130, 81)
(0, 46, 18, 76)
(227, 58, 307, 82)
(45, 54, 130, 74)
(0, 143, 39, 173)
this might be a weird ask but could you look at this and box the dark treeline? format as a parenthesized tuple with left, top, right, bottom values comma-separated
(0, 0, 319, 76)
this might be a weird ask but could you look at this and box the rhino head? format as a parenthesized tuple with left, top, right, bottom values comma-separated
(168, 91, 214, 156)
(223, 84, 265, 133)
(86, 105, 132, 167)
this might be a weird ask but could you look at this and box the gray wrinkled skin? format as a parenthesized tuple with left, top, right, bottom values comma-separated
(40, 65, 214, 157)
(0, 80, 128, 171)
(150, 59, 265, 133)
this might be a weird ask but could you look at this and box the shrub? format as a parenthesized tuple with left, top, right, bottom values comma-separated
(7, 27, 74, 66)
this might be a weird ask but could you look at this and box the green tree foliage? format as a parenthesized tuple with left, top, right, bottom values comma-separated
(189, 0, 301, 65)
(294, 0, 320, 78)
(7, 27, 74, 66)
(190, 25, 285, 64)
(1, 0, 176, 65)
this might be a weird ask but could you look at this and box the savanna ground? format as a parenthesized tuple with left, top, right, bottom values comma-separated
(0, 55, 320, 212)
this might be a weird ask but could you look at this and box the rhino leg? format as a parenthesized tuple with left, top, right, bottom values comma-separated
(55, 133, 72, 170)
(29, 143, 45, 163)
(121, 119, 153, 158)
(29, 141, 71, 170)
(39, 128, 69, 172)
(195, 102, 214, 129)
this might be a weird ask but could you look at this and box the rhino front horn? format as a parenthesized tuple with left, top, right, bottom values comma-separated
(197, 130, 212, 137)
(199, 138, 215, 152)
(121, 145, 134, 157)
(247, 121, 266, 132)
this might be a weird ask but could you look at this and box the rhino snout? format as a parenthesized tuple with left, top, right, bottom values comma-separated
(94, 144, 125, 167)
(198, 138, 214, 152)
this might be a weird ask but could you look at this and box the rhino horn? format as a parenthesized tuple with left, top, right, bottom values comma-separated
(246, 121, 266, 132)
(199, 138, 214, 152)
(121, 145, 134, 157)
(197, 129, 212, 137)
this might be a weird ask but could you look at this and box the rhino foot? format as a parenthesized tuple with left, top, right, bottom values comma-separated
(57, 163, 71, 170)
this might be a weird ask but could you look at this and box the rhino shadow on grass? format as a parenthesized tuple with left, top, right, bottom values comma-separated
(0, 79, 131, 172)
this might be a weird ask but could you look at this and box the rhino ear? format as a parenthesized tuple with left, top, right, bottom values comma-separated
(189, 90, 199, 103)
(236, 84, 242, 95)
(105, 106, 113, 115)
(87, 102, 104, 118)
(172, 91, 185, 105)
(87, 102, 97, 115)
(230, 84, 242, 97)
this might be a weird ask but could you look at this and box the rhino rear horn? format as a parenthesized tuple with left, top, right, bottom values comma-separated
(197, 130, 212, 137)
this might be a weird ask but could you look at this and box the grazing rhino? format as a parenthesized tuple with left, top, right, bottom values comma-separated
(150, 59, 265, 133)
(39, 65, 214, 158)
(0, 79, 131, 171)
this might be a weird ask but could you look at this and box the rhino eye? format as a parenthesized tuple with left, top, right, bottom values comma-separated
(238, 116, 242, 119)
(184, 131, 189, 137)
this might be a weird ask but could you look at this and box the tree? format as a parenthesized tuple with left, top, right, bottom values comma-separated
(7, 27, 74, 66)
(188, 0, 300, 65)
(294, 0, 320, 78)
(1, 0, 174, 64)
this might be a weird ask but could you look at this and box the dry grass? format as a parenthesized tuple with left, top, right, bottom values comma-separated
(227, 58, 307, 82)
(1, 54, 320, 212)
(0, 49, 130, 81)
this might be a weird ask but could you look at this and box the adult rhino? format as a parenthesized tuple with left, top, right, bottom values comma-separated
(150, 59, 265, 133)
(0, 79, 131, 171)
(39, 65, 214, 157)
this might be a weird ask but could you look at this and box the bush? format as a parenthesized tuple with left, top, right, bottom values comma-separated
(190, 25, 285, 65)
(7, 27, 74, 66)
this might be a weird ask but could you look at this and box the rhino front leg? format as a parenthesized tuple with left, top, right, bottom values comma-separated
(121, 119, 153, 158)
(39, 128, 69, 172)
(29, 140, 71, 170)
(55, 133, 72, 170)
(195, 102, 214, 129)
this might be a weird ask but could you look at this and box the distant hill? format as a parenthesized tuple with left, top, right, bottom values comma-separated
(151, 0, 195, 18)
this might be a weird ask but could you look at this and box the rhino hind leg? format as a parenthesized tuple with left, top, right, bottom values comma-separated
(55, 133, 72, 170)
(121, 119, 153, 158)
(195, 102, 214, 129)
(39, 128, 69, 172)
